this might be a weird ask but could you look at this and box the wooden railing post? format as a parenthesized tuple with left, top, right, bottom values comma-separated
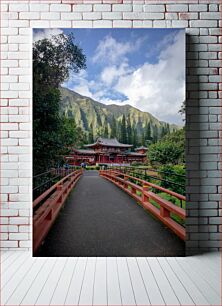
(160, 206, 170, 218)
(57, 184, 63, 203)
(142, 185, 149, 202)
(124, 175, 127, 189)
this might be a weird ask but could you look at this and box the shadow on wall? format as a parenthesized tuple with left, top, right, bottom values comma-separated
(186, 34, 201, 255)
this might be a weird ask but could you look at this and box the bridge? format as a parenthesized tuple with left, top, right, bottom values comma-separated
(33, 168, 185, 257)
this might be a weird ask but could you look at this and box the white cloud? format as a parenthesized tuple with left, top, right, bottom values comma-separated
(64, 30, 185, 125)
(92, 35, 145, 64)
(113, 30, 185, 124)
(33, 29, 63, 42)
(100, 62, 132, 86)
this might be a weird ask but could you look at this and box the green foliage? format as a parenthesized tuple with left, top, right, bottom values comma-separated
(159, 164, 185, 195)
(33, 33, 86, 174)
(152, 125, 158, 143)
(110, 115, 117, 138)
(33, 33, 86, 88)
(131, 161, 144, 167)
(147, 128, 185, 165)
(132, 127, 138, 147)
(126, 114, 132, 144)
(60, 87, 181, 147)
(120, 114, 127, 143)
(145, 121, 152, 143)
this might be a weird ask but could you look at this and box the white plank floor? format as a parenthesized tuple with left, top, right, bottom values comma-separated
(1, 251, 221, 306)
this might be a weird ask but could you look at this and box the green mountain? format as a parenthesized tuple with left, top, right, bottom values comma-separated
(60, 86, 180, 143)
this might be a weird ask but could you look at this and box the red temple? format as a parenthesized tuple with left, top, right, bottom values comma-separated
(65, 138, 147, 166)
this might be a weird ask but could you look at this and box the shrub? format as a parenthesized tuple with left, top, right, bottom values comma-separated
(159, 164, 185, 195)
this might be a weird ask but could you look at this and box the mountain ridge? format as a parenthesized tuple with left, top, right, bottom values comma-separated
(59, 86, 180, 142)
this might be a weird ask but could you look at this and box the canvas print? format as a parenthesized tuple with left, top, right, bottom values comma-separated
(33, 28, 186, 257)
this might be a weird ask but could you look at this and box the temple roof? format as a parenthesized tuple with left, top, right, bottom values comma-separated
(127, 152, 146, 156)
(84, 137, 133, 148)
(73, 149, 95, 154)
(135, 146, 148, 151)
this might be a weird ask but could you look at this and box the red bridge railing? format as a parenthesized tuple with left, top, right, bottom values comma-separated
(100, 169, 186, 240)
(33, 169, 83, 253)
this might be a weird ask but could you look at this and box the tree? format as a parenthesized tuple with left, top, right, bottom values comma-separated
(152, 125, 158, 143)
(103, 123, 109, 138)
(120, 114, 127, 143)
(141, 132, 145, 146)
(33, 33, 86, 88)
(126, 114, 132, 144)
(110, 115, 117, 138)
(88, 123, 94, 143)
(147, 128, 185, 165)
(145, 122, 152, 143)
(33, 33, 86, 174)
(132, 127, 138, 147)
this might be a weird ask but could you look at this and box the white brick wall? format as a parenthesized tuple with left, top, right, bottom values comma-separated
(1, 0, 221, 255)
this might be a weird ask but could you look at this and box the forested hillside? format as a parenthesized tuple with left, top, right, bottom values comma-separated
(60, 87, 180, 146)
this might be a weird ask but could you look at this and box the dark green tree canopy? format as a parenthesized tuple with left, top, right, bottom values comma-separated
(33, 33, 87, 173)
(33, 33, 86, 88)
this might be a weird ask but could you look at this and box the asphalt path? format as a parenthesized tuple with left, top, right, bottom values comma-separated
(36, 170, 185, 257)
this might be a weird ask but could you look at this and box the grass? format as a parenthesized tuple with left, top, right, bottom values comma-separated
(126, 183, 185, 226)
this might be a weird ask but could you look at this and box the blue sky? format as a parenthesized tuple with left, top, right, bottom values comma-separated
(33, 28, 185, 125)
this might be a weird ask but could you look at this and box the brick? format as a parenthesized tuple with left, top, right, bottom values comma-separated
(190, 233, 209, 240)
(166, 5, 188, 12)
(19, 241, 31, 248)
(172, 20, 188, 28)
(133, 5, 143, 12)
(83, 12, 101, 20)
(179, 13, 198, 20)
(2, 123, 18, 131)
(154, 20, 172, 28)
(93, 20, 112, 28)
(19, 209, 30, 217)
(113, 20, 132, 28)
(30, 21, 50, 28)
(1, 241, 18, 248)
(9, 4, 28, 12)
(199, 28, 209, 36)
(9, 217, 29, 225)
(199, 36, 217, 44)
(189, 4, 207, 12)
(50, 4, 71, 12)
(209, 60, 221, 68)
(143, 20, 152, 28)
(72, 20, 93, 28)
(50, 20, 72, 27)
(190, 20, 218, 28)
(143, 5, 165, 12)
(9, 20, 29, 28)
(73, 5, 92, 12)
(210, 28, 222, 36)
(10, 131, 29, 139)
(165, 13, 178, 20)
(112, 4, 132, 12)
(1, 208, 18, 216)
(61, 13, 82, 20)
(20, 12, 40, 20)
(200, 12, 221, 20)
(9, 233, 29, 240)
(94, 4, 111, 12)
(41, 12, 60, 20)
(210, 233, 221, 240)
(30, 4, 49, 12)
(209, 4, 219, 11)
(123, 12, 164, 20)
(102, 12, 122, 19)
(19, 226, 30, 233)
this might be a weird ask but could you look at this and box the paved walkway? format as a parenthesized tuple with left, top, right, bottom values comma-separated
(36, 171, 184, 257)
